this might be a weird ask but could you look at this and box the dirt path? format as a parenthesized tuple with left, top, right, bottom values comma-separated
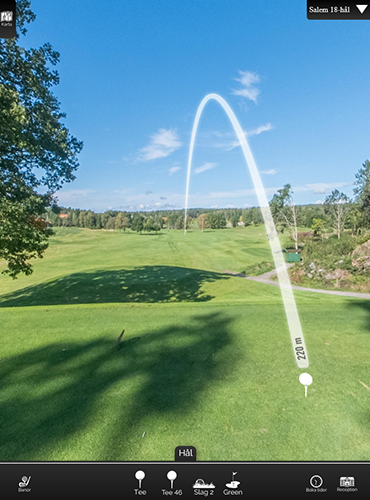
(224, 264, 370, 300)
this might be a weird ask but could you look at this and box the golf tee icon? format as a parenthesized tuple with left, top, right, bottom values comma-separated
(167, 470, 177, 489)
(135, 470, 145, 489)
(299, 373, 313, 397)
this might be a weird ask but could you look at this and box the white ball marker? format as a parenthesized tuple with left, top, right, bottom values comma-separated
(167, 470, 177, 489)
(299, 372, 313, 397)
(135, 470, 145, 489)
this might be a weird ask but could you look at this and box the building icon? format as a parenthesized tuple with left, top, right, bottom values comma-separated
(339, 477, 355, 487)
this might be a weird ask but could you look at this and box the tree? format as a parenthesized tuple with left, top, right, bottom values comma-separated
(71, 210, 80, 227)
(348, 205, 364, 235)
(85, 211, 96, 229)
(0, 1, 83, 277)
(100, 212, 111, 229)
(311, 218, 325, 238)
(197, 213, 209, 232)
(207, 211, 226, 229)
(131, 214, 144, 233)
(242, 207, 263, 226)
(121, 216, 130, 232)
(176, 215, 184, 230)
(167, 212, 178, 229)
(78, 211, 86, 228)
(324, 190, 350, 239)
(230, 213, 239, 228)
(185, 215, 193, 229)
(354, 159, 370, 220)
(143, 216, 161, 234)
(105, 216, 116, 230)
(242, 209, 253, 226)
(302, 204, 326, 228)
(270, 184, 299, 250)
(95, 213, 103, 229)
(154, 214, 163, 229)
(115, 212, 130, 232)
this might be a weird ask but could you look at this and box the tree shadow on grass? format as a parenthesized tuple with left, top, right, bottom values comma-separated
(346, 300, 370, 332)
(0, 312, 235, 460)
(0, 266, 229, 307)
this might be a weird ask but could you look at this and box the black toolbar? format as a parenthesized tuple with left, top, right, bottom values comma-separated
(1, 462, 370, 498)
(307, 1, 370, 19)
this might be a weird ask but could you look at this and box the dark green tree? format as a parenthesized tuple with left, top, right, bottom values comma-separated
(230, 213, 239, 227)
(85, 211, 96, 229)
(354, 159, 370, 223)
(176, 215, 184, 230)
(131, 214, 144, 233)
(167, 212, 178, 229)
(143, 216, 161, 234)
(0, 1, 83, 277)
(207, 211, 226, 229)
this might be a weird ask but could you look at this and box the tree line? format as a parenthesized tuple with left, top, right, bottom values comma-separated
(46, 203, 329, 232)
(269, 159, 370, 249)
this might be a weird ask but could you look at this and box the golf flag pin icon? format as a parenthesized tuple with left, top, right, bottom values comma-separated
(299, 373, 313, 397)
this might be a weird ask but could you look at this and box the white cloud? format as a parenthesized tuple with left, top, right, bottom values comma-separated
(206, 123, 273, 151)
(294, 182, 348, 193)
(206, 182, 350, 200)
(260, 169, 277, 175)
(194, 162, 217, 175)
(231, 71, 260, 103)
(56, 180, 350, 214)
(225, 204, 235, 208)
(56, 189, 95, 204)
(249, 123, 273, 136)
(168, 166, 182, 175)
(138, 128, 182, 161)
(243, 203, 251, 208)
(315, 200, 324, 205)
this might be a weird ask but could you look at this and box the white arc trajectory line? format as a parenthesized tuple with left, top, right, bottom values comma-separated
(184, 94, 309, 368)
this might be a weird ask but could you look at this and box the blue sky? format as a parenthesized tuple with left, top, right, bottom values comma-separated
(25, 1, 369, 211)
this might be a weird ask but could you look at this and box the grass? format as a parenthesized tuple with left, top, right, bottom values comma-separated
(0, 226, 370, 461)
(241, 260, 275, 276)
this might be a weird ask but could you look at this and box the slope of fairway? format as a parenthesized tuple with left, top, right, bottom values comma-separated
(0, 226, 280, 307)
(0, 227, 370, 461)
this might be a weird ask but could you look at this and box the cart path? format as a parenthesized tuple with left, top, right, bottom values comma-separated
(223, 264, 370, 300)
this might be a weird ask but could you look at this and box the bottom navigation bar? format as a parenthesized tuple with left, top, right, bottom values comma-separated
(0, 463, 369, 498)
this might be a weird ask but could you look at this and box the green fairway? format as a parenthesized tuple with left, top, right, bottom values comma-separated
(1, 227, 370, 461)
